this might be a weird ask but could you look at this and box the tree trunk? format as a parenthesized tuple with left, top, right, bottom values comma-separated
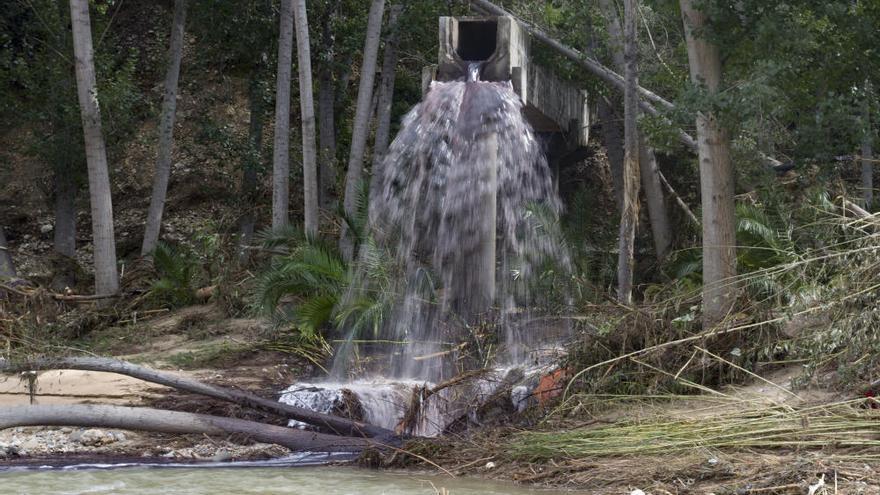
(598, 98, 625, 210)
(0, 405, 374, 452)
(69, 0, 119, 298)
(680, 0, 737, 329)
(368, 3, 403, 205)
(0, 227, 15, 280)
(862, 90, 874, 210)
(293, 0, 319, 237)
(318, 67, 337, 211)
(237, 77, 266, 263)
(598, 0, 671, 262)
(340, 0, 385, 260)
(271, 0, 294, 231)
(142, 0, 187, 255)
(616, 0, 640, 305)
(0, 356, 395, 439)
(52, 170, 78, 290)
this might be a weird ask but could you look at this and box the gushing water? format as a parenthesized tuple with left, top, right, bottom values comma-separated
(285, 65, 569, 436)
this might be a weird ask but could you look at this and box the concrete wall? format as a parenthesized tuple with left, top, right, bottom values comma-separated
(431, 16, 589, 148)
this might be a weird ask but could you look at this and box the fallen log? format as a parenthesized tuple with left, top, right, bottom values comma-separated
(0, 356, 395, 441)
(469, 0, 787, 172)
(0, 404, 373, 452)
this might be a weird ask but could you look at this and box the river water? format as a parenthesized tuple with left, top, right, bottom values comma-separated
(0, 466, 574, 494)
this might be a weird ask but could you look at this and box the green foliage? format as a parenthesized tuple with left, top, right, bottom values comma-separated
(147, 243, 199, 308)
(0, 0, 145, 201)
(253, 225, 396, 342)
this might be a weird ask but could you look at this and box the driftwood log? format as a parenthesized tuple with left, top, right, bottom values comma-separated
(0, 357, 396, 441)
(0, 404, 374, 452)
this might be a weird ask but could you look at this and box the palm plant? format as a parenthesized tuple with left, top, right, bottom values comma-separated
(147, 242, 199, 308)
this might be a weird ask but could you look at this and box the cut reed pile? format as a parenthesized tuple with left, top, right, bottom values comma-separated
(508, 398, 880, 460)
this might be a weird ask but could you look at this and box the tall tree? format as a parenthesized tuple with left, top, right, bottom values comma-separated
(142, 0, 188, 255)
(339, 0, 385, 260)
(69, 0, 119, 297)
(0, 227, 15, 280)
(862, 84, 874, 209)
(368, 2, 403, 204)
(293, 0, 319, 236)
(679, 0, 737, 328)
(238, 75, 268, 262)
(616, 0, 640, 305)
(271, 0, 294, 231)
(597, 0, 671, 263)
(317, 1, 341, 211)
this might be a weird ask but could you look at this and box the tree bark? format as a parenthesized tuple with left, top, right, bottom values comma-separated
(0, 356, 395, 440)
(318, 66, 337, 211)
(0, 227, 15, 280)
(52, 170, 78, 291)
(69, 0, 119, 298)
(142, 0, 187, 255)
(53, 171, 77, 259)
(340, 0, 385, 260)
(680, 0, 737, 329)
(616, 0, 640, 305)
(862, 90, 874, 210)
(0, 405, 374, 452)
(598, 0, 671, 262)
(368, 3, 403, 205)
(599, 98, 625, 210)
(293, 0, 319, 237)
(237, 76, 266, 263)
(271, 0, 294, 232)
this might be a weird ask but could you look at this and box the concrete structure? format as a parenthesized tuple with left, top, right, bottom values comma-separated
(424, 16, 590, 147)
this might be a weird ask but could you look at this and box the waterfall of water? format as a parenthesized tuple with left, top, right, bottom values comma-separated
(281, 63, 570, 436)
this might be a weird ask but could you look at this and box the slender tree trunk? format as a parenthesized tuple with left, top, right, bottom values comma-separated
(271, 0, 294, 231)
(142, 0, 187, 255)
(52, 171, 78, 290)
(292, 0, 319, 237)
(598, 0, 671, 262)
(340, 0, 385, 260)
(0, 405, 374, 452)
(862, 89, 874, 209)
(680, 0, 737, 329)
(318, 66, 337, 210)
(317, 9, 338, 213)
(0, 227, 15, 280)
(237, 77, 266, 263)
(53, 171, 77, 259)
(616, 0, 640, 305)
(368, 3, 403, 205)
(599, 101, 625, 209)
(69, 0, 119, 297)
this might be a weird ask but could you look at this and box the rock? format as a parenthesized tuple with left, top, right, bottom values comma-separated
(39, 224, 53, 234)
(74, 429, 121, 447)
(484, 461, 496, 470)
(0, 442, 21, 459)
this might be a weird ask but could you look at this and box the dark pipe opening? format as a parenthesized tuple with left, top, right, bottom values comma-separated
(456, 20, 497, 61)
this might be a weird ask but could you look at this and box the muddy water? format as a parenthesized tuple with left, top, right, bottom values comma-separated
(0, 466, 575, 494)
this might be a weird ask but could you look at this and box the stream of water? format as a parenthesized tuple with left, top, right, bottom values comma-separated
(0, 466, 576, 494)
(280, 66, 570, 437)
